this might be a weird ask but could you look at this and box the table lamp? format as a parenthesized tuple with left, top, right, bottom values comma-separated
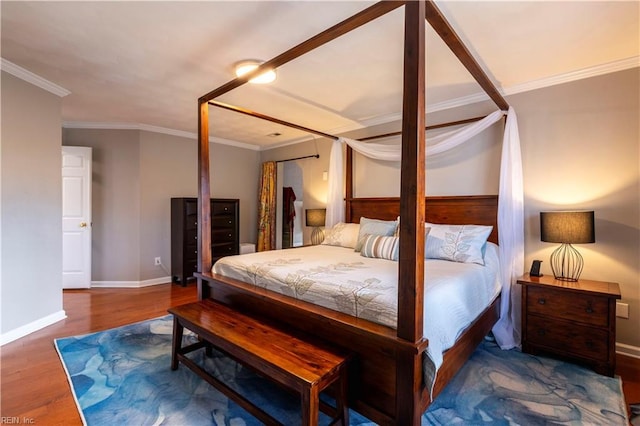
(305, 208, 326, 245)
(540, 211, 595, 282)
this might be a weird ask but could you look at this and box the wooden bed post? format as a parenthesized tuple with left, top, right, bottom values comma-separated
(396, 1, 426, 424)
(197, 99, 212, 300)
(345, 145, 353, 223)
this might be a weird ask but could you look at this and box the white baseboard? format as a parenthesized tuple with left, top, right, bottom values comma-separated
(0, 310, 67, 346)
(91, 276, 172, 288)
(616, 342, 640, 359)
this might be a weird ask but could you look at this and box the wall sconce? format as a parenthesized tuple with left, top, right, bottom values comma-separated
(305, 208, 326, 245)
(540, 211, 595, 282)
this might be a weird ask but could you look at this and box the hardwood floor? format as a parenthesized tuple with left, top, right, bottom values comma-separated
(0, 283, 197, 426)
(1, 282, 638, 425)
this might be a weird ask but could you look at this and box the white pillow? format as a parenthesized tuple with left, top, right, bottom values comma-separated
(425, 223, 493, 265)
(355, 217, 398, 252)
(321, 222, 360, 249)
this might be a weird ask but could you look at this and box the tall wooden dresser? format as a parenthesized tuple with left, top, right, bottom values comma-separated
(171, 197, 239, 285)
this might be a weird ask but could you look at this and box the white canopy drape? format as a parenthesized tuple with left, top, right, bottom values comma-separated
(325, 108, 523, 349)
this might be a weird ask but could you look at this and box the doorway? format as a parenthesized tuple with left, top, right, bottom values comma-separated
(276, 161, 304, 249)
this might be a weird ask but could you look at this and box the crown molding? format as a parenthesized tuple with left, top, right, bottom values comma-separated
(0, 58, 70, 97)
(321, 56, 640, 140)
(503, 56, 639, 96)
(62, 121, 261, 151)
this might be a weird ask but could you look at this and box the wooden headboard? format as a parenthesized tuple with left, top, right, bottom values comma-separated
(347, 195, 499, 244)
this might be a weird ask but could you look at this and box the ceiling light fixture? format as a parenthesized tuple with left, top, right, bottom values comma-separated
(234, 60, 276, 84)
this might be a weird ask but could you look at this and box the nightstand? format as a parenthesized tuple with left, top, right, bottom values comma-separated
(518, 273, 621, 376)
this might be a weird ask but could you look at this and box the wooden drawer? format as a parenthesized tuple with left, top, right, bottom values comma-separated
(185, 214, 198, 230)
(212, 228, 236, 243)
(212, 242, 236, 257)
(212, 216, 236, 229)
(526, 286, 609, 327)
(189, 229, 236, 243)
(526, 315, 609, 362)
(212, 202, 236, 216)
(185, 228, 198, 243)
(185, 245, 198, 260)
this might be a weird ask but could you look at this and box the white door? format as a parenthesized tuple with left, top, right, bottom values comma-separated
(62, 146, 92, 288)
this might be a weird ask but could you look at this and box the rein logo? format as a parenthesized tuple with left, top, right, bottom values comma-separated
(0, 417, 35, 424)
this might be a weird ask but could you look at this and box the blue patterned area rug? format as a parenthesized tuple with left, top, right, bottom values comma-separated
(54, 315, 628, 425)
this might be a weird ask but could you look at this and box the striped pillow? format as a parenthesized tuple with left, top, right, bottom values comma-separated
(360, 234, 399, 261)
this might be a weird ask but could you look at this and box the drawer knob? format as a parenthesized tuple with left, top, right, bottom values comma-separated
(585, 303, 594, 314)
(537, 298, 546, 305)
(537, 329, 546, 336)
(586, 341, 594, 349)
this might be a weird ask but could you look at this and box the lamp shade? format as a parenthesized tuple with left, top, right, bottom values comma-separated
(540, 211, 595, 244)
(305, 208, 326, 227)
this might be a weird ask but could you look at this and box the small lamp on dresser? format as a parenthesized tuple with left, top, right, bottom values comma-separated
(540, 210, 595, 281)
(305, 208, 326, 245)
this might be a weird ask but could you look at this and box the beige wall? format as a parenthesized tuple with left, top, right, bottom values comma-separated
(63, 128, 261, 282)
(1, 71, 64, 334)
(262, 68, 640, 350)
(63, 129, 141, 281)
(510, 68, 639, 349)
(208, 141, 261, 245)
(346, 102, 504, 197)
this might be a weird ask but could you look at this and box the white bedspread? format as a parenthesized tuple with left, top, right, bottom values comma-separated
(212, 243, 501, 387)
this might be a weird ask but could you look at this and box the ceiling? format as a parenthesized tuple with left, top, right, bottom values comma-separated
(1, 1, 638, 150)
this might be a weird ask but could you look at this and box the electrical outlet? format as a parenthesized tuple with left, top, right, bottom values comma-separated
(154, 257, 162, 266)
(616, 302, 629, 319)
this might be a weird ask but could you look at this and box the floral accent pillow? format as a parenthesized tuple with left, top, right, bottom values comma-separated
(321, 222, 360, 249)
(425, 223, 493, 265)
(355, 217, 399, 252)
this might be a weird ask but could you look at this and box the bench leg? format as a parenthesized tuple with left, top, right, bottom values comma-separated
(335, 366, 349, 426)
(301, 384, 319, 426)
(171, 316, 184, 370)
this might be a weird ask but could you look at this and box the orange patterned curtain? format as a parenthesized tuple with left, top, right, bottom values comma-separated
(256, 161, 277, 251)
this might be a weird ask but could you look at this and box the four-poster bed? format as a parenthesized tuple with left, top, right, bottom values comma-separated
(194, 1, 518, 424)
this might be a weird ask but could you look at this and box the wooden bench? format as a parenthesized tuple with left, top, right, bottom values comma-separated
(168, 300, 350, 426)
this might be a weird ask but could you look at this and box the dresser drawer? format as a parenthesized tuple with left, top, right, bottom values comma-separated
(212, 242, 236, 257)
(186, 228, 198, 243)
(212, 228, 236, 243)
(185, 245, 198, 260)
(526, 315, 609, 361)
(212, 216, 236, 229)
(526, 286, 609, 327)
(212, 202, 236, 216)
(185, 213, 198, 230)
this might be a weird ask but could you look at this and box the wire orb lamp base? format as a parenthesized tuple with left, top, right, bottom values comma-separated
(310, 227, 325, 245)
(550, 243, 584, 282)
